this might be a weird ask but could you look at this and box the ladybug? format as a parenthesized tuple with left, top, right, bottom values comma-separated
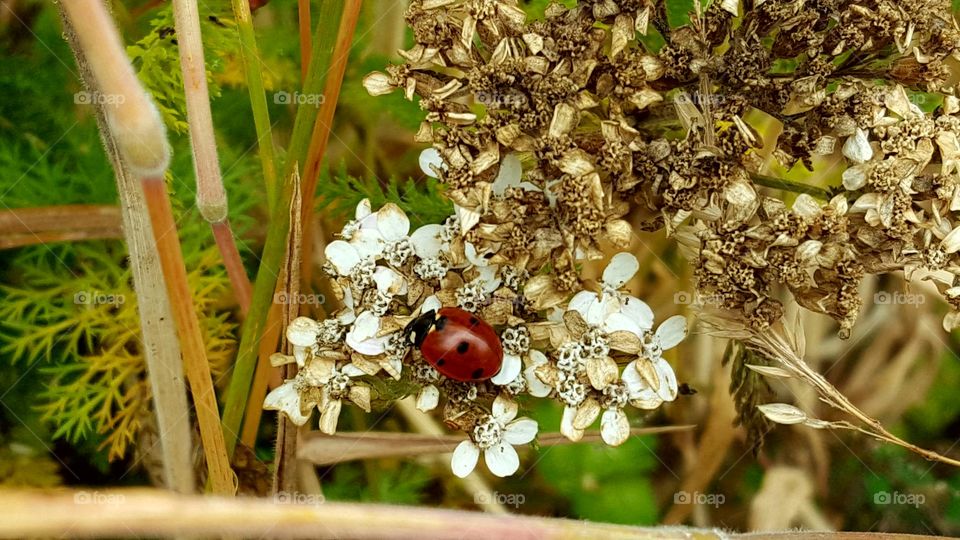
(404, 307, 503, 382)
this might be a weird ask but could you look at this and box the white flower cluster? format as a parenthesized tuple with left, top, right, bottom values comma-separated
(264, 177, 686, 478)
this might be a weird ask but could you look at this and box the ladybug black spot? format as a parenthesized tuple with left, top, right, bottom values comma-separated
(436, 358, 446, 366)
(471, 368, 484, 379)
(469, 317, 479, 326)
(457, 341, 469, 354)
(435, 316, 448, 331)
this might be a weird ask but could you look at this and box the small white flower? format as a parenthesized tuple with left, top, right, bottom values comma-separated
(568, 253, 654, 337)
(622, 315, 686, 408)
(451, 395, 538, 478)
(490, 326, 528, 385)
(263, 355, 367, 432)
(345, 311, 393, 356)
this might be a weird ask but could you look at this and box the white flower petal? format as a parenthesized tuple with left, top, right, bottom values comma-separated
(492, 394, 519, 424)
(656, 315, 687, 350)
(475, 267, 501, 294)
(504, 418, 538, 445)
(843, 128, 873, 164)
(325, 240, 360, 275)
(351, 229, 384, 259)
(419, 148, 445, 177)
(484, 442, 520, 477)
(451, 440, 480, 478)
(491, 353, 522, 385)
(416, 384, 440, 412)
(560, 405, 584, 442)
(621, 361, 647, 396)
(376, 203, 411, 242)
(603, 312, 645, 337)
(602, 252, 640, 288)
(350, 312, 381, 341)
(355, 199, 372, 220)
(345, 312, 389, 355)
(464, 242, 484, 266)
(568, 291, 599, 319)
(286, 317, 319, 347)
(491, 153, 522, 195)
(263, 382, 311, 426)
(655, 359, 678, 402)
(420, 295, 442, 315)
(600, 408, 630, 446)
(410, 224, 443, 259)
(341, 363, 366, 377)
(619, 295, 654, 332)
(374, 266, 407, 295)
(346, 334, 389, 356)
(524, 350, 552, 397)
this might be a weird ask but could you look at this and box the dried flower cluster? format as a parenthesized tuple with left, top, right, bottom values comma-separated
(265, 200, 685, 477)
(268, 0, 960, 476)
(363, 0, 960, 336)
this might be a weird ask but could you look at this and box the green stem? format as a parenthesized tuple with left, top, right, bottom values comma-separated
(750, 173, 832, 200)
(221, 0, 346, 456)
(229, 0, 279, 211)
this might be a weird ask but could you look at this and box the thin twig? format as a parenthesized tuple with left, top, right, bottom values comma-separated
(0, 205, 122, 249)
(0, 488, 737, 539)
(172, 0, 252, 316)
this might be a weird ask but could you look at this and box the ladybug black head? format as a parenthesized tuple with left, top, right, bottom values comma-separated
(404, 309, 436, 348)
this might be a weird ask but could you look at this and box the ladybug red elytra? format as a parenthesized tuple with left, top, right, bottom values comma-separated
(404, 307, 504, 382)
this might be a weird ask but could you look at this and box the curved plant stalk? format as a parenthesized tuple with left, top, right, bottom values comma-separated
(61, 0, 235, 494)
(172, 0, 252, 315)
(700, 309, 960, 467)
(221, 0, 347, 456)
(59, 7, 194, 494)
(229, 0, 280, 211)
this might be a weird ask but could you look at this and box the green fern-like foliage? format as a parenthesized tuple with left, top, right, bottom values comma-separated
(0, 223, 242, 460)
(0, 6, 262, 462)
(127, 5, 237, 134)
(319, 164, 453, 228)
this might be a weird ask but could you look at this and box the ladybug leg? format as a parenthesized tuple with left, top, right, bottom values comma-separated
(404, 309, 436, 348)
